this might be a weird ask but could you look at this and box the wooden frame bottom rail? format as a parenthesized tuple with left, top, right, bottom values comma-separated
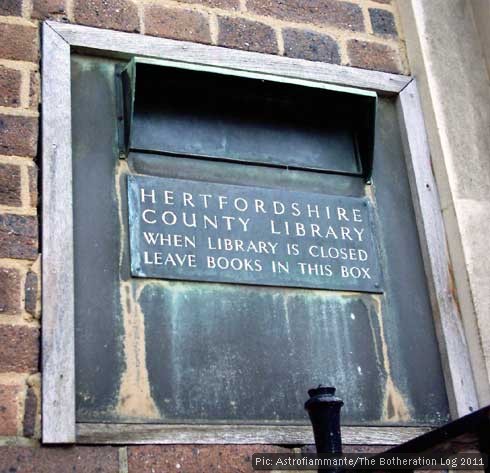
(76, 424, 432, 445)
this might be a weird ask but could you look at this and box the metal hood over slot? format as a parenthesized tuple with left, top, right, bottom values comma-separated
(118, 57, 377, 181)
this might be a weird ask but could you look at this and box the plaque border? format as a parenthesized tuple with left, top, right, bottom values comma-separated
(41, 20, 477, 444)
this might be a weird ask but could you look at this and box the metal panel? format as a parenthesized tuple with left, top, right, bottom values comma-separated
(140, 284, 383, 422)
(71, 55, 450, 427)
(129, 152, 366, 197)
(71, 57, 125, 416)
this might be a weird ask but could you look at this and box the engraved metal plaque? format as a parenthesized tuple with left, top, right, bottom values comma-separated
(127, 175, 383, 293)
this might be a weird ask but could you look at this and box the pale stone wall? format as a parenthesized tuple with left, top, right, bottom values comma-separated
(398, 0, 490, 406)
(471, 0, 490, 78)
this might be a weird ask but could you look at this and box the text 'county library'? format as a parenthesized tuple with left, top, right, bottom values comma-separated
(0, 0, 490, 472)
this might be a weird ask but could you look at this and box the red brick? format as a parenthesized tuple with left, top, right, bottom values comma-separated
(0, 0, 22, 16)
(0, 66, 21, 107)
(0, 446, 119, 472)
(218, 16, 278, 54)
(24, 270, 38, 315)
(283, 28, 340, 64)
(0, 384, 22, 435)
(22, 385, 38, 437)
(28, 165, 38, 207)
(347, 39, 401, 73)
(0, 214, 38, 260)
(0, 325, 39, 373)
(175, 0, 239, 8)
(145, 5, 211, 44)
(369, 8, 398, 36)
(128, 445, 291, 473)
(0, 162, 22, 206)
(0, 24, 38, 62)
(31, 0, 67, 20)
(74, 0, 139, 33)
(29, 71, 40, 110)
(247, 0, 364, 32)
(0, 114, 38, 157)
(0, 267, 21, 314)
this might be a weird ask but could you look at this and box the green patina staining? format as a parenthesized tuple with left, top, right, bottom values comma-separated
(72, 55, 450, 427)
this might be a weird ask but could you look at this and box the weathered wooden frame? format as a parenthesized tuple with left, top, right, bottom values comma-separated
(42, 20, 478, 444)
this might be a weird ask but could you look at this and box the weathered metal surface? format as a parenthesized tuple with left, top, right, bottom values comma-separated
(371, 100, 450, 424)
(128, 152, 366, 197)
(140, 284, 382, 422)
(71, 57, 125, 414)
(122, 60, 377, 180)
(127, 175, 383, 293)
(71, 55, 450, 427)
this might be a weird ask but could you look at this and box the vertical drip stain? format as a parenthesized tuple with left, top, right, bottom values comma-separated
(369, 298, 410, 422)
(116, 283, 160, 418)
(115, 161, 129, 270)
(170, 289, 182, 415)
(281, 294, 294, 356)
(114, 163, 160, 419)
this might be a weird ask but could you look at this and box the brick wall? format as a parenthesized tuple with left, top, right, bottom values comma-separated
(0, 0, 407, 470)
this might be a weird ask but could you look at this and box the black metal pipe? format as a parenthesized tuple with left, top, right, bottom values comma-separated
(305, 385, 344, 472)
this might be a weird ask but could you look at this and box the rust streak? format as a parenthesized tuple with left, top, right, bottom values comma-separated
(370, 298, 411, 422)
(114, 162, 160, 419)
